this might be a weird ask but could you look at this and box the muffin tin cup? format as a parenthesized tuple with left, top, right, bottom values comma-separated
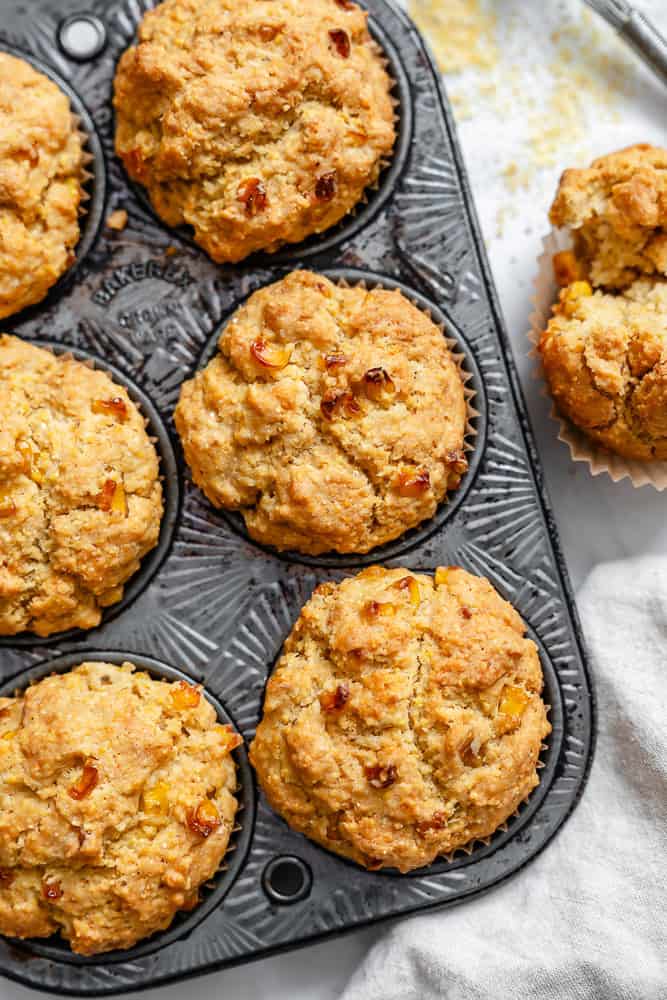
(0, 341, 180, 649)
(0, 0, 594, 994)
(262, 623, 562, 879)
(0, 42, 106, 323)
(112, 11, 413, 268)
(194, 267, 486, 569)
(0, 650, 254, 965)
(529, 229, 667, 490)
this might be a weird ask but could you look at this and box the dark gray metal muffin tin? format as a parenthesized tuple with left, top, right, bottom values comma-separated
(0, 0, 595, 994)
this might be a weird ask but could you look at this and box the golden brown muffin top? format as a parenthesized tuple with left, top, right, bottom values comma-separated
(0, 53, 83, 319)
(539, 279, 667, 461)
(0, 662, 241, 955)
(249, 566, 550, 873)
(174, 271, 468, 555)
(0, 336, 163, 636)
(550, 144, 667, 289)
(113, 0, 395, 262)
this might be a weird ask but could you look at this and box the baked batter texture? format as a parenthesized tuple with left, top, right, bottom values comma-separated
(174, 271, 468, 555)
(0, 661, 241, 955)
(249, 566, 550, 872)
(113, 0, 395, 262)
(550, 144, 667, 290)
(539, 278, 667, 461)
(0, 336, 164, 636)
(0, 53, 83, 318)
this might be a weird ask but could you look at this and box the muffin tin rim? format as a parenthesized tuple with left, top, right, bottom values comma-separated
(0, 649, 256, 966)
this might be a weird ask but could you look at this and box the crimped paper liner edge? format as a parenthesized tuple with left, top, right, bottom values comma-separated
(528, 229, 667, 491)
(71, 113, 93, 214)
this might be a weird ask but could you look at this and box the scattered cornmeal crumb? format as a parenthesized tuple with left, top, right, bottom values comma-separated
(409, 0, 639, 228)
(408, 0, 498, 74)
(106, 209, 128, 231)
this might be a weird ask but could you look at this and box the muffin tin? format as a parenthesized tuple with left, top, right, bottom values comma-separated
(0, 0, 595, 994)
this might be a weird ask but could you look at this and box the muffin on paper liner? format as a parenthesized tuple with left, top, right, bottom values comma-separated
(175, 271, 477, 557)
(0, 661, 244, 956)
(528, 229, 667, 490)
(0, 53, 90, 319)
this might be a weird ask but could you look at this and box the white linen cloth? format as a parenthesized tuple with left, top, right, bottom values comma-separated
(340, 555, 667, 1000)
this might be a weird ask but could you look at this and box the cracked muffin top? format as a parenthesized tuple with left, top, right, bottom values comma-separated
(0, 53, 83, 319)
(550, 144, 667, 290)
(539, 279, 667, 461)
(249, 566, 550, 873)
(0, 661, 241, 955)
(113, 0, 395, 262)
(174, 271, 468, 555)
(0, 336, 164, 636)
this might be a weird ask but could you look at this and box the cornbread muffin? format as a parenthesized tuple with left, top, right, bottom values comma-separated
(0, 336, 163, 636)
(539, 279, 667, 461)
(0, 662, 241, 955)
(249, 566, 550, 872)
(113, 0, 395, 262)
(0, 53, 83, 319)
(174, 271, 468, 555)
(550, 144, 667, 290)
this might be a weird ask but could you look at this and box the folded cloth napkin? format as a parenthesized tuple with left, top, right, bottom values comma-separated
(340, 555, 667, 1000)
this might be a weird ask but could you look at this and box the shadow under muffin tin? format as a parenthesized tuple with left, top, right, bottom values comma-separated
(0, 0, 594, 995)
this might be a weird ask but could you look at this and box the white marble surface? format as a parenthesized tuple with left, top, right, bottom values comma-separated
(3, 1, 666, 998)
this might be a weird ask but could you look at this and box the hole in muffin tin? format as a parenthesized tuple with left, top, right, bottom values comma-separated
(58, 13, 108, 62)
(0, 650, 255, 965)
(193, 268, 487, 569)
(0, 44, 106, 321)
(117, 14, 413, 264)
(0, 342, 180, 649)
(262, 856, 312, 905)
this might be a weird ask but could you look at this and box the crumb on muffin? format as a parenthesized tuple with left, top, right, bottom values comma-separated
(0, 661, 241, 955)
(249, 565, 550, 873)
(174, 270, 468, 555)
(0, 53, 83, 319)
(550, 144, 667, 290)
(113, 0, 396, 262)
(539, 278, 667, 461)
(0, 336, 164, 636)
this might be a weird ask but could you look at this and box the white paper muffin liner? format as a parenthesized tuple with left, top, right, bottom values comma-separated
(528, 229, 667, 491)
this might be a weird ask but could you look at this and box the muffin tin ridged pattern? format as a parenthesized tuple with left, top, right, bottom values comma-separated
(0, 0, 594, 994)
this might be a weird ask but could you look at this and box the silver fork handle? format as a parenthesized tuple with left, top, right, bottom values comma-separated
(621, 11, 667, 88)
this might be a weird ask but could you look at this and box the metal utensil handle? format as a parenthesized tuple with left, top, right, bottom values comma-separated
(621, 10, 667, 87)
